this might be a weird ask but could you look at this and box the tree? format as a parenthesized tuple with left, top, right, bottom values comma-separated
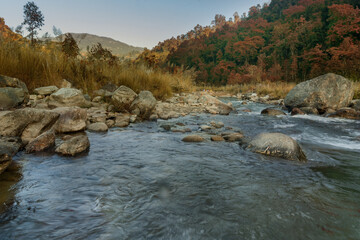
(53, 26, 62, 37)
(22, 1, 44, 44)
(62, 33, 80, 58)
(88, 43, 118, 64)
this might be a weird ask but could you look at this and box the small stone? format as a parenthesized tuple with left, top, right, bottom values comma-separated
(55, 135, 90, 156)
(182, 135, 205, 142)
(87, 122, 108, 132)
(211, 136, 224, 142)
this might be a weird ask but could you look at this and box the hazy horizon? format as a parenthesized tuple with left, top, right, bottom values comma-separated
(0, 0, 269, 48)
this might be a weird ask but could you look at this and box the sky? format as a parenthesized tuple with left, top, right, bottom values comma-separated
(0, 0, 269, 48)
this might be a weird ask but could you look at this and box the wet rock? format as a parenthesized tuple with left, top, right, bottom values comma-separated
(222, 133, 245, 142)
(182, 135, 205, 142)
(115, 114, 130, 127)
(0, 154, 12, 175)
(300, 107, 319, 115)
(247, 133, 307, 162)
(261, 108, 286, 116)
(291, 108, 305, 116)
(55, 134, 90, 156)
(87, 122, 108, 132)
(211, 135, 225, 142)
(200, 125, 213, 131)
(210, 121, 224, 128)
(33, 86, 58, 95)
(48, 88, 91, 108)
(111, 86, 137, 112)
(53, 107, 87, 133)
(130, 91, 157, 120)
(284, 73, 354, 112)
(25, 130, 55, 153)
(0, 109, 59, 142)
(327, 108, 360, 120)
(160, 124, 172, 131)
(241, 108, 252, 113)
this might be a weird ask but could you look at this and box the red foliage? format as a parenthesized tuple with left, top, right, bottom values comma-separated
(283, 5, 306, 17)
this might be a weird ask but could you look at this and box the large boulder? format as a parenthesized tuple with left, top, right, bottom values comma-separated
(55, 134, 90, 156)
(0, 88, 27, 110)
(199, 94, 234, 115)
(0, 109, 60, 142)
(0, 75, 29, 110)
(48, 88, 91, 108)
(247, 133, 307, 162)
(130, 91, 157, 119)
(34, 86, 58, 95)
(111, 86, 137, 112)
(52, 107, 87, 133)
(284, 73, 354, 113)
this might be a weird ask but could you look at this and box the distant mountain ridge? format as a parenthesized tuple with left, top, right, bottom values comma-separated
(55, 33, 143, 57)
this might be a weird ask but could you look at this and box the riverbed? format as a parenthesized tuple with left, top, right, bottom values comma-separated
(1, 100, 359, 239)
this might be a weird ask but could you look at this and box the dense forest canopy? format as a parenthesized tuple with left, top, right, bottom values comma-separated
(138, 0, 360, 85)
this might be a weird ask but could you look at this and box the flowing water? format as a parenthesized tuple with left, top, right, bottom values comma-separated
(0, 100, 360, 240)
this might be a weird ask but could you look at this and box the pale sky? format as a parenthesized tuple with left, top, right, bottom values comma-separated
(0, 0, 269, 48)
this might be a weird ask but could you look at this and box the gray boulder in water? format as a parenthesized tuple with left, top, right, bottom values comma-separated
(247, 133, 307, 162)
(284, 73, 354, 112)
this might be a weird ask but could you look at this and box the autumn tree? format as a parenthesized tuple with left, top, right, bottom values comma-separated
(88, 43, 118, 64)
(62, 33, 79, 58)
(22, 1, 44, 44)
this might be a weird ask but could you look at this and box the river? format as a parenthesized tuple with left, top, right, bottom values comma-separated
(0, 100, 359, 239)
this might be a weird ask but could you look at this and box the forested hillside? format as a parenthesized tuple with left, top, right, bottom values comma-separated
(138, 0, 360, 85)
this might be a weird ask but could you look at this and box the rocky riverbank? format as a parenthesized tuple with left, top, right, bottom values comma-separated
(0, 73, 359, 175)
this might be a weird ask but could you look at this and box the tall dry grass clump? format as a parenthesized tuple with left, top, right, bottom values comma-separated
(0, 38, 194, 99)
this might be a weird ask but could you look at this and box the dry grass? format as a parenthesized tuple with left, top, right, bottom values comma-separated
(0, 39, 194, 100)
(353, 82, 360, 99)
(197, 82, 296, 99)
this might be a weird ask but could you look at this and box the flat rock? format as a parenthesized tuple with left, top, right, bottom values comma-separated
(211, 135, 225, 142)
(328, 108, 360, 120)
(34, 86, 58, 95)
(48, 88, 91, 108)
(87, 122, 108, 132)
(182, 135, 205, 142)
(222, 133, 244, 142)
(0, 87, 27, 110)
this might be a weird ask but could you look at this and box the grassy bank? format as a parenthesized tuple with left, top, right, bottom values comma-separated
(197, 82, 297, 99)
(0, 38, 194, 99)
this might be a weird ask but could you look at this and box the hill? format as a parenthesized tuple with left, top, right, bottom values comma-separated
(55, 33, 143, 57)
(138, 0, 360, 85)
(0, 18, 22, 41)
